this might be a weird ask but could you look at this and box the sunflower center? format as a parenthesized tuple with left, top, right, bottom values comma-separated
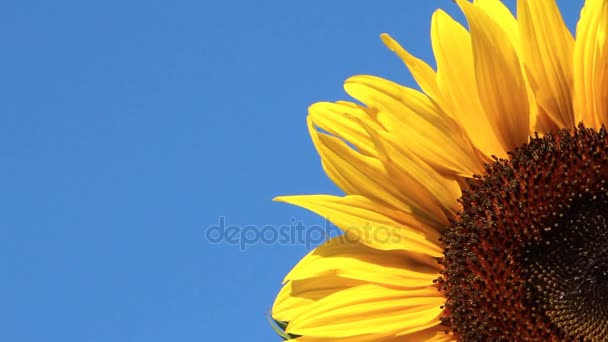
(438, 126, 608, 341)
(524, 201, 608, 339)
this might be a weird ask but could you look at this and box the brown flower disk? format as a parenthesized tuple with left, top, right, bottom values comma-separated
(439, 126, 608, 341)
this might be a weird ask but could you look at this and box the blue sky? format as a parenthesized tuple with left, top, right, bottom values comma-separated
(0, 1, 584, 341)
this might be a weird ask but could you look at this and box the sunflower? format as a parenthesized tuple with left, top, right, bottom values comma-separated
(270, 0, 608, 340)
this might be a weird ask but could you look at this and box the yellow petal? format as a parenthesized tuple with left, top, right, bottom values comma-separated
(474, 0, 519, 47)
(291, 328, 451, 342)
(286, 284, 444, 338)
(307, 114, 458, 224)
(307, 116, 425, 218)
(430, 9, 507, 158)
(273, 275, 365, 321)
(308, 101, 380, 157)
(472, 0, 546, 136)
(273, 236, 441, 324)
(457, 0, 530, 150)
(275, 195, 444, 256)
(472, 0, 548, 136)
(291, 332, 393, 342)
(290, 323, 454, 342)
(573, 0, 608, 128)
(353, 116, 462, 218)
(518, 0, 575, 128)
(344, 75, 485, 176)
(380, 33, 445, 106)
(283, 236, 440, 286)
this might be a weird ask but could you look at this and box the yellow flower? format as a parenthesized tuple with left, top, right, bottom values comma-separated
(271, 0, 608, 340)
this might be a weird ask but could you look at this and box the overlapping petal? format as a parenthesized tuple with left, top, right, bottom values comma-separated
(275, 195, 443, 255)
(307, 108, 461, 225)
(285, 284, 443, 338)
(574, 0, 608, 127)
(457, 0, 530, 151)
(273, 236, 447, 340)
(344, 75, 485, 176)
(380, 33, 445, 106)
(431, 9, 508, 158)
(518, 0, 575, 128)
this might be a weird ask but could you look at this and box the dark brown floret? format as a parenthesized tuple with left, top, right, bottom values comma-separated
(438, 125, 608, 341)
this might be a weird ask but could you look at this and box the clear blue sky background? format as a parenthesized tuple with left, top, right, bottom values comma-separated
(0, 1, 583, 341)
